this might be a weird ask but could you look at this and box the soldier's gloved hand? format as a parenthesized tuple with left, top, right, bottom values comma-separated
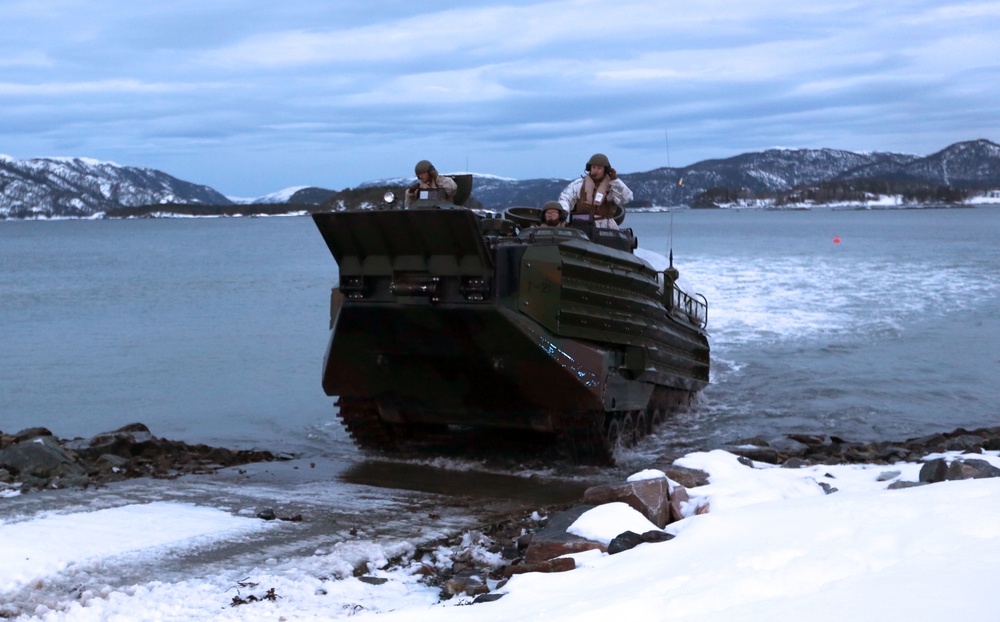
(608, 168, 617, 180)
(408, 183, 420, 192)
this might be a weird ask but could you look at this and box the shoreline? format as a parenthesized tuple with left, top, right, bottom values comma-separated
(5, 421, 1000, 498)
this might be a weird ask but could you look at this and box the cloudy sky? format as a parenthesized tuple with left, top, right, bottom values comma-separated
(2, 0, 998, 197)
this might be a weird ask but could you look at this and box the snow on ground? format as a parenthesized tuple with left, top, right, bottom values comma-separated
(0, 502, 269, 596)
(967, 192, 1000, 205)
(3, 450, 1000, 620)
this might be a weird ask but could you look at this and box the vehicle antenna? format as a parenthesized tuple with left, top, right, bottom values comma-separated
(669, 209, 674, 270)
(666, 130, 675, 270)
(665, 130, 671, 169)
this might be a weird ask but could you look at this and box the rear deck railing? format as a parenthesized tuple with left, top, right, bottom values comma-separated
(668, 283, 708, 329)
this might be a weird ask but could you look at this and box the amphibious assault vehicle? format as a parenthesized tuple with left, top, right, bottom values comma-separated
(312, 176, 709, 464)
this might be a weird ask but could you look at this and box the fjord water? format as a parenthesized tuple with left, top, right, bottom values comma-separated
(1, 208, 998, 457)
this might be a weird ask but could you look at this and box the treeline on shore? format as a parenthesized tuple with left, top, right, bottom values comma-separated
(694, 179, 980, 208)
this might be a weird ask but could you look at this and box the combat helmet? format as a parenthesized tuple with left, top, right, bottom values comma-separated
(415, 160, 437, 176)
(540, 200, 567, 223)
(585, 153, 611, 171)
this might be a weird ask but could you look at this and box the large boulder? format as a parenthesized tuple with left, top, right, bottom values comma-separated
(946, 458, 1000, 480)
(502, 557, 575, 578)
(0, 435, 86, 485)
(656, 463, 710, 488)
(607, 530, 676, 555)
(64, 422, 155, 458)
(523, 506, 606, 563)
(583, 475, 673, 528)
(918, 457, 1000, 483)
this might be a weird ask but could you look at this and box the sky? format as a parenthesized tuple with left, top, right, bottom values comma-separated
(3, 449, 1000, 620)
(2, 1, 999, 197)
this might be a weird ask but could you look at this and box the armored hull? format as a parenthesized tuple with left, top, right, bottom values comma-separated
(312, 196, 709, 464)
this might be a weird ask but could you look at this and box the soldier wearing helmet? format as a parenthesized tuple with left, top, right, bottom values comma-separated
(557, 153, 633, 229)
(405, 160, 459, 207)
(536, 200, 568, 227)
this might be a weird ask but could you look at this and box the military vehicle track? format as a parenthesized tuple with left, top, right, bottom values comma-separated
(338, 386, 693, 466)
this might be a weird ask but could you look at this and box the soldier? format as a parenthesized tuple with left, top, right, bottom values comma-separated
(405, 160, 458, 207)
(557, 153, 632, 229)
(537, 201, 568, 227)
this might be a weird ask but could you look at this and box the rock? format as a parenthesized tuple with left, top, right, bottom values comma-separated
(768, 436, 811, 454)
(256, 508, 277, 520)
(516, 533, 533, 550)
(100, 454, 130, 468)
(781, 457, 811, 469)
(887, 480, 926, 490)
(582, 484, 618, 506)
(655, 464, 709, 488)
(945, 434, 987, 452)
(67, 423, 155, 455)
(473, 593, 505, 604)
(442, 574, 489, 597)
(945, 458, 1000, 481)
(917, 457, 1000, 484)
(12, 427, 54, 443)
(358, 576, 389, 586)
(410, 564, 437, 578)
(501, 546, 520, 560)
(0, 436, 85, 482)
(843, 445, 877, 462)
(640, 530, 674, 543)
(583, 477, 672, 528)
(503, 557, 575, 578)
(607, 531, 644, 555)
(875, 446, 911, 462)
(0, 423, 274, 494)
(919, 458, 949, 483)
(523, 506, 605, 563)
(876, 470, 902, 482)
(668, 485, 690, 522)
(907, 433, 948, 453)
(606, 528, 674, 555)
(730, 446, 780, 465)
(785, 433, 827, 447)
(983, 437, 1000, 451)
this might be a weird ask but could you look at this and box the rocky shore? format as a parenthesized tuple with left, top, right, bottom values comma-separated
(4, 423, 1000, 603)
(420, 424, 1000, 601)
(0, 423, 278, 494)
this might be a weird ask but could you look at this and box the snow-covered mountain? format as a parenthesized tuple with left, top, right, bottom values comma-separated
(628, 148, 917, 206)
(228, 186, 310, 205)
(850, 139, 1000, 187)
(261, 138, 1000, 209)
(618, 139, 999, 207)
(2, 140, 998, 218)
(0, 155, 232, 218)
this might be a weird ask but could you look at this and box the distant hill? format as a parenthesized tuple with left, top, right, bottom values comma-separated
(2, 139, 998, 219)
(0, 155, 232, 218)
(622, 139, 1000, 208)
(844, 139, 1000, 187)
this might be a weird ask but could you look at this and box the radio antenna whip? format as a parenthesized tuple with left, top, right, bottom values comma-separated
(669, 209, 674, 269)
(665, 130, 671, 169)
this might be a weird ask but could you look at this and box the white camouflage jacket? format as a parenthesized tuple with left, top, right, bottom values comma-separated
(557, 175, 633, 214)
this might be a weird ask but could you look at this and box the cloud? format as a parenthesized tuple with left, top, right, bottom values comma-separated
(0, 51, 53, 69)
(1, 0, 997, 194)
(0, 79, 214, 97)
